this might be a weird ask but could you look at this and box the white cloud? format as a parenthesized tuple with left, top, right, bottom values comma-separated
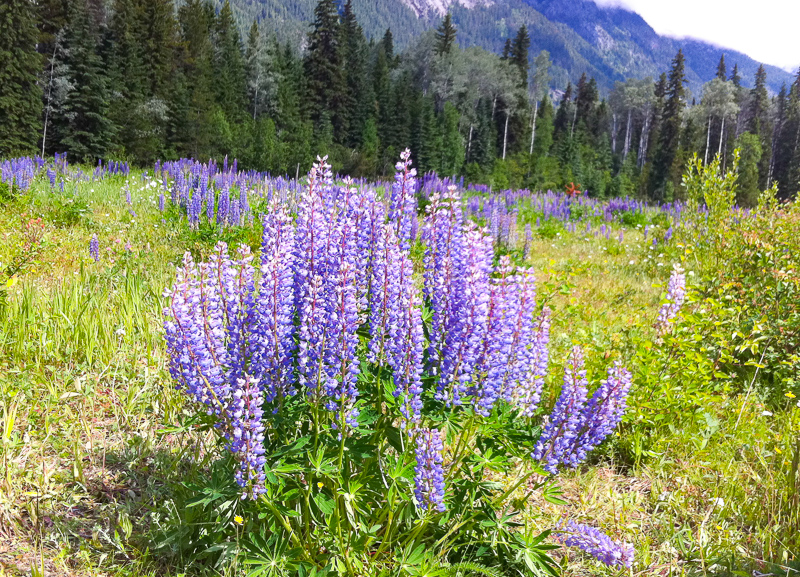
(592, 0, 800, 71)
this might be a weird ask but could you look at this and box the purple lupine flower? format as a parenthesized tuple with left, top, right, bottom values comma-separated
(388, 252, 424, 424)
(655, 265, 686, 333)
(664, 226, 673, 242)
(474, 257, 521, 415)
(422, 187, 465, 371)
(230, 374, 267, 499)
(643, 225, 649, 240)
(253, 204, 297, 404)
(515, 307, 551, 417)
(556, 520, 634, 568)
(218, 187, 229, 226)
(368, 223, 402, 364)
(188, 189, 202, 227)
(524, 223, 532, 261)
(437, 222, 493, 407)
(323, 215, 361, 432)
(413, 428, 446, 512)
(532, 346, 589, 474)
(295, 158, 335, 400)
(389, 149, 418, 251)
(230, 198, 240, 227)
(159, 192, 165, 212)
(206, 185, 215, 221)
(163, 253, 231, 417)
(563, 362, 632, 467)
(47, 167, 56, 188)
(89, 234, 99, 262)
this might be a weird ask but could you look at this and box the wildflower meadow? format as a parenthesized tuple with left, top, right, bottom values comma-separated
(0, 150, 799, 577)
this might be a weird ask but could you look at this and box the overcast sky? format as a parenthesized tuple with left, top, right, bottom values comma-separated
(593, 0, 800, 72)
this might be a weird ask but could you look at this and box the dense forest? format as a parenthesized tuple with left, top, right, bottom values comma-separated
(1, 0, 800, 201)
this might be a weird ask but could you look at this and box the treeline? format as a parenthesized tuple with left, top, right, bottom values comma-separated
(1, 0, 799, 201)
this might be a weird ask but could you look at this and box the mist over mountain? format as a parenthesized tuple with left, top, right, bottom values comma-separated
(228, 0, 794, 94)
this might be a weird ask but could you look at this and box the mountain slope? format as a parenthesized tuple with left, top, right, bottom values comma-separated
(228, 0, 794, 95)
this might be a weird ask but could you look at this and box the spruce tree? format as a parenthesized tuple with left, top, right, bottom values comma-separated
(509, 25, 530, 89)
(57, 0, 113, 161)
(650, 49, 686, 200)
(0, 0, 43, 155)
(214, 0, 248, 124)
(435, 13, 456, 56)
(716, 55, 727, 80)
(175, 0, 217, 158)
(729, 64, 742, 88)
(339, 2, 369, 147)
(748, 65, 772, 187)
(304, 0, 345, 135)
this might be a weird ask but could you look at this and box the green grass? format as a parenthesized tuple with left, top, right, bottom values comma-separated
(1, 172, 799, 576)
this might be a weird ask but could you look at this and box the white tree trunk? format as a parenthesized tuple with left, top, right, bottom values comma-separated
(503, 113, 510, 160)
(529, 101, 539, 155)
(718, 116, 726, 159)
(623, 109, 632, 160)
(704, 116, 711, 165)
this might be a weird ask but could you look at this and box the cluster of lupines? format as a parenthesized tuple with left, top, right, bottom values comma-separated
(556, 520, 635, 568)
(655, 264, 686, 333)
(163, 153, 631, 511)
(1, 157, 42, 192)
(532, 347, 632, 474)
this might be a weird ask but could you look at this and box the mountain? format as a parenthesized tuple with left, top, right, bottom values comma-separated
(228, 0, 795, 95)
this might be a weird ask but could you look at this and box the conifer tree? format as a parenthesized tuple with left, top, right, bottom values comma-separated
(716, 55, 727, 80)
(650, 50, 686, 200)
(56, 0, 113, 160)
(214, 1, 248, 123)
(305, 0, 345, 135)
(0, 0, 43, 155)
(435, 13, 457, 56)
(510, 25, 530, 89)
(748, 65, 772, 187)
(338, 2, 369, 146)
(175, 0, 217, 158)
(729, 63, 742, 88)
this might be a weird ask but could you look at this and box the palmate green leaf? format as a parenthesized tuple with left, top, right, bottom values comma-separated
(542, 484, 567, 506)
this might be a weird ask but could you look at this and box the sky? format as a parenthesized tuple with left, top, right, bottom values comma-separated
(593, 0, 800, 72)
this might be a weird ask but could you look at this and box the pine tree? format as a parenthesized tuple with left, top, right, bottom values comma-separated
(650, 50, 686, 200)
(501, 39, 511, 60)
(304, 0, 345, 135)
(747, 65, 772, 188)
(729, 63, 742, 88)
(716, 55, 727, 80)
(509, 25, 530, 89)
(175, 0, 217, 158)
(56, 0, 113, 161)
(435, 12, 456, 56)
(214, 0, 248, 123)
(0, 0, 43, 155)
(338, 2, 369, 146)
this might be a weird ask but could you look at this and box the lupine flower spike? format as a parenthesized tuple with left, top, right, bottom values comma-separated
(655, 264, 686, 333)
(413, 428, 446, 512)
(556, 520, 634, 568)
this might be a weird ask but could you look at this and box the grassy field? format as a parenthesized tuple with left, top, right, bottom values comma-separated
(1, 167, 799, 576)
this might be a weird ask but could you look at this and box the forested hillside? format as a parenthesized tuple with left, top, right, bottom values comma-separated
(222, 0, 794, 96)
(2, 0, 800, 201)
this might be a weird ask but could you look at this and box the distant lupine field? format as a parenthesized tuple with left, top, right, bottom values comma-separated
(1, 150, 799, 576)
